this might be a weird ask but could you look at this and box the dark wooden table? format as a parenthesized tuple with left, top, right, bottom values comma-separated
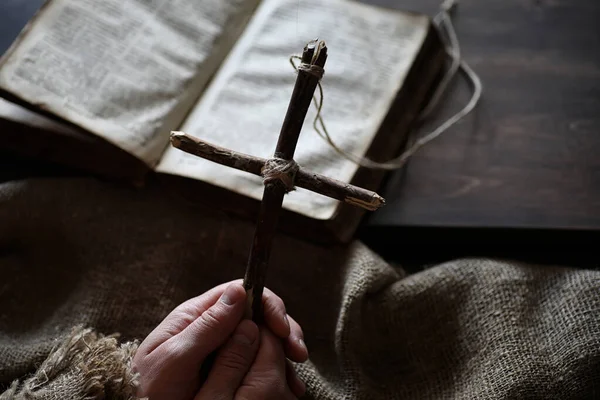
(1, 0, 599, 268)
(365, 0, 600, 231)
(359, 0, 600, 268)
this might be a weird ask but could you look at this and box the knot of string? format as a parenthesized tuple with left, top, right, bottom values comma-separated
(298, 63, 325, 80)
(289, 0, 483, 171)
(261, 158, 300, 193)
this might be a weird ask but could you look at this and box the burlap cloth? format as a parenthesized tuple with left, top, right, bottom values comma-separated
(0, 177, 598, 399)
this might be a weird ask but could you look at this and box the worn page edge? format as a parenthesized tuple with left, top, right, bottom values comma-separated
(0, 0, 262, 167)
(156, 0, 430, 221)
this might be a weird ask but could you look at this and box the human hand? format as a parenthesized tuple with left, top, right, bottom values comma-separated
(132, 280, 308, 400)
(196, 325, 305, 400)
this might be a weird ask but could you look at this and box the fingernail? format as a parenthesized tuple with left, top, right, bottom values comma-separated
(220, 284, 244, 306)
(298, 338, 307, 353)
(234, 321, 258, 345)
(284, 313, 291, 333)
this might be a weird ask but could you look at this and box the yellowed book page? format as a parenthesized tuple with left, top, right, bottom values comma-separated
(156, 0, 430, 220)
(0, 0, 260, 166)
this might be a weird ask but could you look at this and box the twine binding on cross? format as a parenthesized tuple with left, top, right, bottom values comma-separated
(298, 63, 325, 80)
(261, 158, 300, 193)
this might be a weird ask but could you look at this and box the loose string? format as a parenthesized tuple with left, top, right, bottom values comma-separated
(290, 0, 483, 170)
(418, 0, 461, 122)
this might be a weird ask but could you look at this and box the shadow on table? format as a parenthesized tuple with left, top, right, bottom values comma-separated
(359, 226, 600, 273)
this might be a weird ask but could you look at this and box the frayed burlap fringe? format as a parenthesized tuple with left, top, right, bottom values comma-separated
(0, 326, 142, 400)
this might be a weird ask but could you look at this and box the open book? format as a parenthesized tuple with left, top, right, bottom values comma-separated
(0, 0, 446, 243)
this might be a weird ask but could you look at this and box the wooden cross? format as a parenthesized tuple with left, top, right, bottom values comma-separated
(170, 39, 385, 323)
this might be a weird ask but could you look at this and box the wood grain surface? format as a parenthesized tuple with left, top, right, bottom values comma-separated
(366, 0, 600, 230)
(2, 0, 599, 234)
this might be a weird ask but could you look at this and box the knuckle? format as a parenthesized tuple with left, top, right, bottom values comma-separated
(264, 291, 285, 309)
(133, 343, 182, 396)
(219, 346, 253, 371)
(263, 287, 280, 301)
(160, 338, 188, 360)
(196, 305, 224, 331)
(237, 374, 288, 400)
(265, 298, 285, 317)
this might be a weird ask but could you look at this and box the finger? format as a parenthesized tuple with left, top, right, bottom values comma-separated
(253, 326, 287, 371)
(286, 359, 306, 398)
(159, 283, 247, 365)
(260, 288, 308, 363)
(177, 284, 289, 340)
(208, 285, 308, 363)
(283, 315, 309, 363)
(171, 279, 244, 327)
(140, 279, 244, 356)
(195, 320, 260, 400)
(261, 288, 290, 338)
(237, 327, 295, 399)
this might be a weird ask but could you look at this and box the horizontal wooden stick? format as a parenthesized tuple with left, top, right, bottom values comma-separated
(170, 131, 385, 211)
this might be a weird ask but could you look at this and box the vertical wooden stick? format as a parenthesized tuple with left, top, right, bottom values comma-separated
(243, 40, 328, 322)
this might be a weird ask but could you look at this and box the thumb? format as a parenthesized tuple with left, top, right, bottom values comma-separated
(172, 283, 247, 364)
(195, 320, 259, 400)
